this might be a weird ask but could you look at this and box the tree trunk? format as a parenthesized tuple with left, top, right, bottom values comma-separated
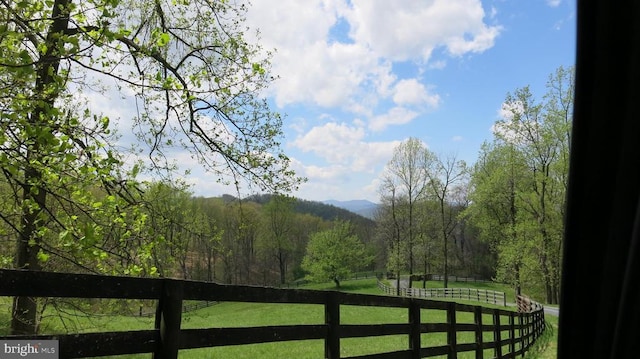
(540, 253, 555, 304)
(443, 242, 448, 288)
(333, 278, 340, 288)
(422, 261, 427, 288)
(278, 251, 287, 285)
(206, 246, 213, 281)
(11, 0, 71, 335)
(514, 264, 522, 297)
(439, 197, 449, 289)
(11, 172, 43, 334)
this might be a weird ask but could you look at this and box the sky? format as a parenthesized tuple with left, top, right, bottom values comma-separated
(122, 0, 577, 204)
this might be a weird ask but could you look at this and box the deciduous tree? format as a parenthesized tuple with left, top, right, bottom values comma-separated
(424, 152, 468, 288)
(259, 194, 295, 285)
(1, 0, 300, 334)
(466, 66, 573, 303)
(302, 221, 370, 288)
(379, 138, 429, 288)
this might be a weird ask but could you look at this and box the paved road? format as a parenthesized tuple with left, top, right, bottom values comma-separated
(389, 278, 410, 288)
(544, 306, 560, 317)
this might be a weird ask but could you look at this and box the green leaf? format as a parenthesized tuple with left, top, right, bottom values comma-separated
(157, 32, 170, 47)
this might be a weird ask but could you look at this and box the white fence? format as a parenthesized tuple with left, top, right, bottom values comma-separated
(378, 280, 507, 306)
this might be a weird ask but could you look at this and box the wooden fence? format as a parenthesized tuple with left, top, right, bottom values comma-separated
(388, 274, 490, 283)
(0, 269, 545, 358)
(139, 300, 219, 317)
(377, 281, 507, 307)
(515, 295, 543, 314)
(429, 275, 491, 283)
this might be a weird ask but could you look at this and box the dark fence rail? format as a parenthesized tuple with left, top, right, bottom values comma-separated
(0, 269, 545, 358)
(377, 281, 507, 307)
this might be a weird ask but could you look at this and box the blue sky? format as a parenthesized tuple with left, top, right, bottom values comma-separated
(129, 0, 576, 203)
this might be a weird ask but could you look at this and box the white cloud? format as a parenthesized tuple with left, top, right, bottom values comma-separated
(271, 42, 382, 108)
(452, 135, 463, 142)
(292, 122, 366, 163)
(428, 60, 447, 70)
(498, 100, 525, 121)
(303, 164, 350, 181)
(546, 0, 561, 8)
(369, 107, 419, 132)
(489, 6, 498, 19)
(245, 0, 501, 110)
(291, 121, 401, 174)
(492, 101, 542, 145)
(294, 176, 381, 202)
(245, 0, 386, 110)
(344, 0, 502, 60)
(392, 79, 441, 107)
(290, 142, 400, 202)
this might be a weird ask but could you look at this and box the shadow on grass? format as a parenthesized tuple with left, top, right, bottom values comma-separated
(302, 278, 381, 295)
(336, 280, 378, 292)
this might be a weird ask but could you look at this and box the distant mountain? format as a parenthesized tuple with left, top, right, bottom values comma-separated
(242, 194, 376, 225)
(323, 199, 379, 219)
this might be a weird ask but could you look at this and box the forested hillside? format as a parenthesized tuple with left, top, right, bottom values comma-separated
(246, 194, 375, 225)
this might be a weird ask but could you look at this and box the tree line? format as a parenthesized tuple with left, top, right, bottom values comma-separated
(375, 66, 573, 304)
(0, 179, 375, 332)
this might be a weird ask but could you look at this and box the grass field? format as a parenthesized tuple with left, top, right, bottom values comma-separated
(0, 278, 557, 358)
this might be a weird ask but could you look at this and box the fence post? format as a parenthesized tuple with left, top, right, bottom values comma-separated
(153, 279, 184, 359)
(409, 300, 421, 359)
(523, 314, 530, 351)
(474, 306, 483, 359)
(325, 292, 340, 359)
(536, 310, 544, 340)
(509, 314, 516, 356)
(518, 313, 527, 354)
(447, 302, 457, 359)
(532, 312, 537, 343)
(493, 310, 502, 358)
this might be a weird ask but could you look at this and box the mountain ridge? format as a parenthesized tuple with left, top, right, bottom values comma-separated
(322, 199, 379, 219)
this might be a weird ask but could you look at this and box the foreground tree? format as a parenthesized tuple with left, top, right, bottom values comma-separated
(464, 143, 528, 295)
(1, 0, 300, 334)
(466, 66, 573, 303)
(301, 221, 370, 288)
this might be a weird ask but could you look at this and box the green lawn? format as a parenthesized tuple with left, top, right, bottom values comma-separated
(0, 278, 557, 358)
